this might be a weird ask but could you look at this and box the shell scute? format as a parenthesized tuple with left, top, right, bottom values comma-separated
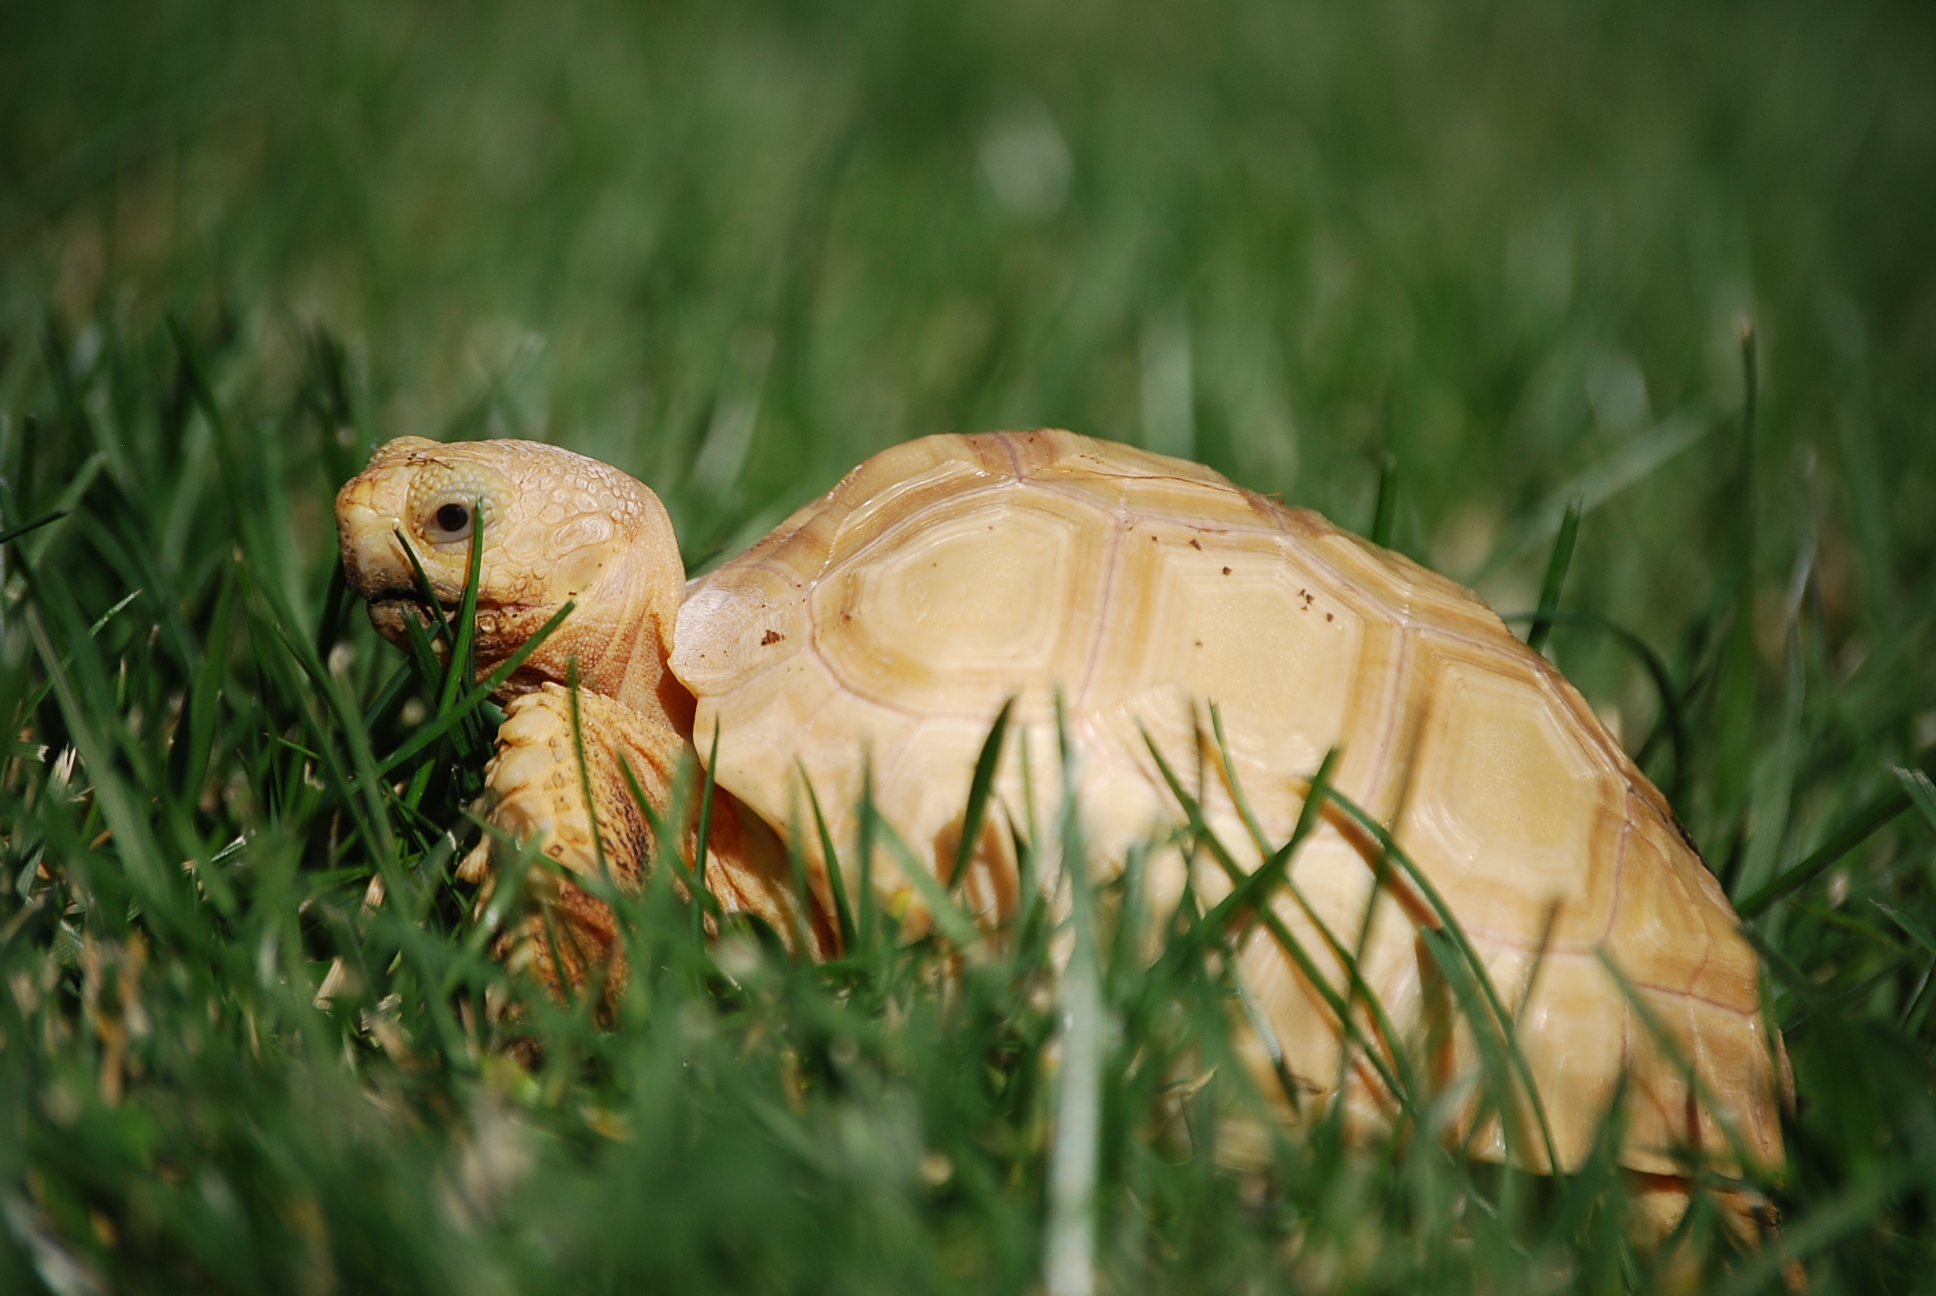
(812, 488, 1109, 722)
(1604, 810, 1718, 999)
(1398, 648, 1627, 952)
(1482, 953, 1632, 1169)
(670, 565, 808, 694)
(1094, 520, 1391, 815)
(1312, 526, 1503, 641)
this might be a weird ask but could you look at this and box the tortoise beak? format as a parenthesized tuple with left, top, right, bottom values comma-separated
(335, 468, 439, 645)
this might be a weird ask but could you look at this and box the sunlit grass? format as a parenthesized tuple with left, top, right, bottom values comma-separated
(1, 0, 1934, 1290)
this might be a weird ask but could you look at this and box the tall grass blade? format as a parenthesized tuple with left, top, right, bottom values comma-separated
(566, 660, 610, 886)
(1371, 452, 1399, 549)
(1525, 494, 1581, 654)
(1141, 723, 1414, 1112)
(1893, 764, 1936, 835)
(797, 763, 857, 955)
(374, 600, 575, 777)
(1044, 693, 1102, 1296)
(950, 696, 1014, 895)
(1735, 773, 1923, 916)
(1318, 783, 1562, 1174)
(0, 509, 65, 547)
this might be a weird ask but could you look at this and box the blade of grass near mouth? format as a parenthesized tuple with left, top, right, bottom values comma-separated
(436, 504, 486, 716)
(373, 600, 575, 778)
(395, 529, 454, 645)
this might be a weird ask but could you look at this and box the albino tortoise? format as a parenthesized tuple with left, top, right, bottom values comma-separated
(335, 429, 1789, 1244)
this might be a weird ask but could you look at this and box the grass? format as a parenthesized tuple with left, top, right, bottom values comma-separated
(1, 0, 1934, 1290)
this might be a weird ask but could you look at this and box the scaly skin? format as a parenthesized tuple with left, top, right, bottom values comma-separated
(334, 437, 828, 987)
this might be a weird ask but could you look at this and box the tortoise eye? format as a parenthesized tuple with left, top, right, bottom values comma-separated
(428, 501, 474, 541)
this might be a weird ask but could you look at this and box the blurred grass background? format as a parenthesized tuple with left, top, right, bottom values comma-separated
(0, 0, 1934, 1291)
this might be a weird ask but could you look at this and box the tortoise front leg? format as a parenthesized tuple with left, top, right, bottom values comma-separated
(461, 684, 826, 994)
(457, 683, 664, 993)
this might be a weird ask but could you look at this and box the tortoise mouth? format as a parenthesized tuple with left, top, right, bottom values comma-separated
(367, 590, 449, 642)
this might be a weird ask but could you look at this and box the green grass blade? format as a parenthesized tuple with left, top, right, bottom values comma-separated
(1594, 948, 1770, 1182)
(1140, 723, 1414, 1113)
(0, 508, 66, 547)
(856, 758, 877, 953)
(798, 762, 857, 955)
(361, 659, 416, 730)
(950, 696, 1013, 894)
(1873, 900, 1936, 961)
(1892, 764, 1936, 835)
(1735, 773, 1923, 916)
(178, 557, 236, 802)
(1043, 749, 1102, 1296)
(1524, 494, 1581, 654)
(1370, 451, 1399, 548)
(394, 528, 454, 645)
(614, 751, 720, 920)
(23, 605, 189, 938)
(374, 600, 575, 777)
(694, 723, 722, 943)
(1207, 701, 1273, 859)
(566, 660, 611, 887)
(875, 814, 981, 952)
(435, 501, 486, 715)
(1319, 782, 1563, 1174)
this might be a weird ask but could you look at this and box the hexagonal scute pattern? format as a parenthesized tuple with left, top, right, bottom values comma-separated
(671, 429, 1786, 1179)
(1399, 646, 1627, 952)
(811, 490, 1108, 719)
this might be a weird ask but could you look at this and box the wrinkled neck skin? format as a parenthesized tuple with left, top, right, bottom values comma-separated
(476, 488, 695, 738)
(534, 537, 695, 738)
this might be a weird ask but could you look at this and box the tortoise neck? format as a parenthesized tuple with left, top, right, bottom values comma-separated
(582, 540, 694, 737)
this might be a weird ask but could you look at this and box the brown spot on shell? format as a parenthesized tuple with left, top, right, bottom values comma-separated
(1222, 566, 1231, 575)
(761, 629, 785, 646)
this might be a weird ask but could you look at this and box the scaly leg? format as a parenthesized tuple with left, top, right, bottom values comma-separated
(460, 683, 826, 996)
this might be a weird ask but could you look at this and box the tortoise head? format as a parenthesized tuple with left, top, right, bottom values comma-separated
(335, 436, 689, 711)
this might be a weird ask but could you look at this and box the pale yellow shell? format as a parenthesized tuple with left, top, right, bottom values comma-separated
(668, 430, 1786, 1178)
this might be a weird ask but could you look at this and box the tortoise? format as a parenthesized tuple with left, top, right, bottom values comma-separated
(335, 429, 1789, 1245)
